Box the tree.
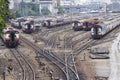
[0,17,5,33]
[15,10,22,18]
[57,6,65,14]
[0,0,11,20]
[0,0,11,33]
[41,8,51,15]
[19,2,39,16]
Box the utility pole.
[70,0,74,22]
[3,71,5,80]
[103,3,107,15]
[21,0,25,16]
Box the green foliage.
[57,6,65,14]
[0,0,11,33]
[0,0,11,20]
[18,2,39,17]
[112,11,120,13]
[26,3,38,16]
[0,16,5,33]
[41,8,51,15]
[15,10,22,17]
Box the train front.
[91,24,103,39]
[82,19,91,31]
[3,28,19,48]
[73,21,83,31]
[23,22,34,34]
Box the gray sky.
[79,0,111,4]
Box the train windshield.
[83,22,90,27]
[9,32,16,41]
[48,21,51,26]
[74,22,78,27]
[28,24,31,29]
[92,26,102,35]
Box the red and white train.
[1,26,19,48]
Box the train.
[91,17,120,39]
[22,21,35,34]
[73,19,92,31]
[45,19,73,28]
[72,20,83,31]
[1,25,19,48]
[10,18,26,29]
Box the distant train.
[91,17,120,39]
[73,19,92,31]
[11,20,22,29]
[22,21,34,34]
[1,26,19,48]
[45,19,73,28]
[10,18,26,29]
[72,21,83,31]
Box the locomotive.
[1,25,19,48]
[10,18,26,29]
[22,21,34,34]
[91,17,120,39]
[73,19,92,31]
[82,19,92,31]
[45,19,73,28]
[72,21,83,31]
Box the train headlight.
[72,23,74,26]
[25,25,27,28]
[78,23,81,26]
[15,38,19,41]
[83,26,86,28]
[5,38,10,40]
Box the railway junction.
[0,13,120,80]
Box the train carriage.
[73,21,83,31]
[91,17,120,39]
[22,21,35,34]
[1,26,19,48]
[72,19,92,31]
[82,19,92,31]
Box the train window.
[9,32,16,41]
[9,33,16,37]
[5,31,10,34]
[28,24,31,29]
[91,28,94,32]
[83,22,90,26]
[74,23,78,26]
[15,31,19,34]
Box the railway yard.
[0,13,120,80]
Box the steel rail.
[10,49,36,80]
[20,36,80,80]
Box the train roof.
[84,19,89,22]
[5,25,13,29]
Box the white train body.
[22,21,35,34]
[91,16,120,39]
[2,27,19,47]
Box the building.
[39,0,57,14]
[111,0,120,3]
[11,0,39,3]
[9,0,14,9]
[60,0,76,6]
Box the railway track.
[18,13,120,80]
[10,48,35,80]
[38,25,72,45]
[64,32,80,80]
[93,26,120,46]
[45,28,73,48]
[20,36,80,80]
[72,14,120,54]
